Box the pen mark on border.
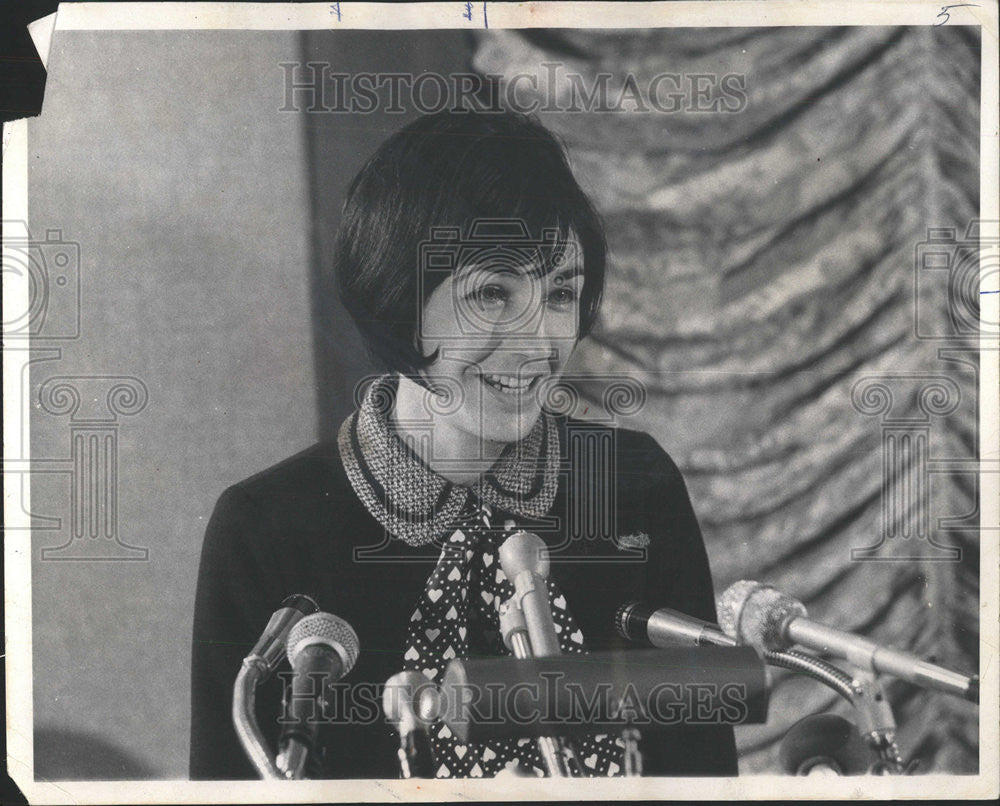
[934,4,978,26]
[464,2,488,28]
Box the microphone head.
[286,612,360,674]
[779,713,873,775]
[249,593,322,673]
[499,531,549,579]
[383,671,440,728]
[717,580,807,651]
[280,593,320,616]
[615,601,651,643]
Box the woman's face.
[416,235,584,447]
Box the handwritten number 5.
[936,4,978,26]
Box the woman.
[190,109,737,779]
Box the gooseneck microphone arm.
[616,601,859,700]
[615,600,904,772]
[233,660,283,779]
[716,580,979,703]
[763,649,858,703]
[716,582,950,775]
[231,594,319,780]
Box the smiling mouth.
[479,372,541,396]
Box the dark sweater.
[189,418,738,778]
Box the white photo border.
[3,2,998,802]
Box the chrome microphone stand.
[765,649,905,774]
[620,727,643,777]
[231,594,319,779]
[498,599,580,777]
[232,658,283,779]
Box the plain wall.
[28,30,317,778]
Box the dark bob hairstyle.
[333,109,607,378]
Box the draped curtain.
[470,27,981,773]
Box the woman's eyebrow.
[550,264,584,280]
[456,263,583,280]
[458,259,584,281]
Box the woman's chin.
[480,411,540,445]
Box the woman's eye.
[470,284,508,309]
[547,287,577,307]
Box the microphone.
[231,594,320,779]
[499,531,560,657]
[499,531,581,777]
[616,602,737,648]
[717,580,979,703]
[245,594,320,677]
[778,713,874,776]
[383,671,440,779]
[498,593,579,777]
[276,612,360,779]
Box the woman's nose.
[500,313,575,359]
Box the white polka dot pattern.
[401,503,624,778]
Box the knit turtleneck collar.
[337,375,560,546]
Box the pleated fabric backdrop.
[469,27,981,773]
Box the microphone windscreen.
[383,671,440,726]
[286,612,360,673]
[716,580,757,639]
[717,580,807,651]
[498,531,549,579]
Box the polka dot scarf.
[402,502,625,778]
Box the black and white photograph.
[2,1,998,802]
